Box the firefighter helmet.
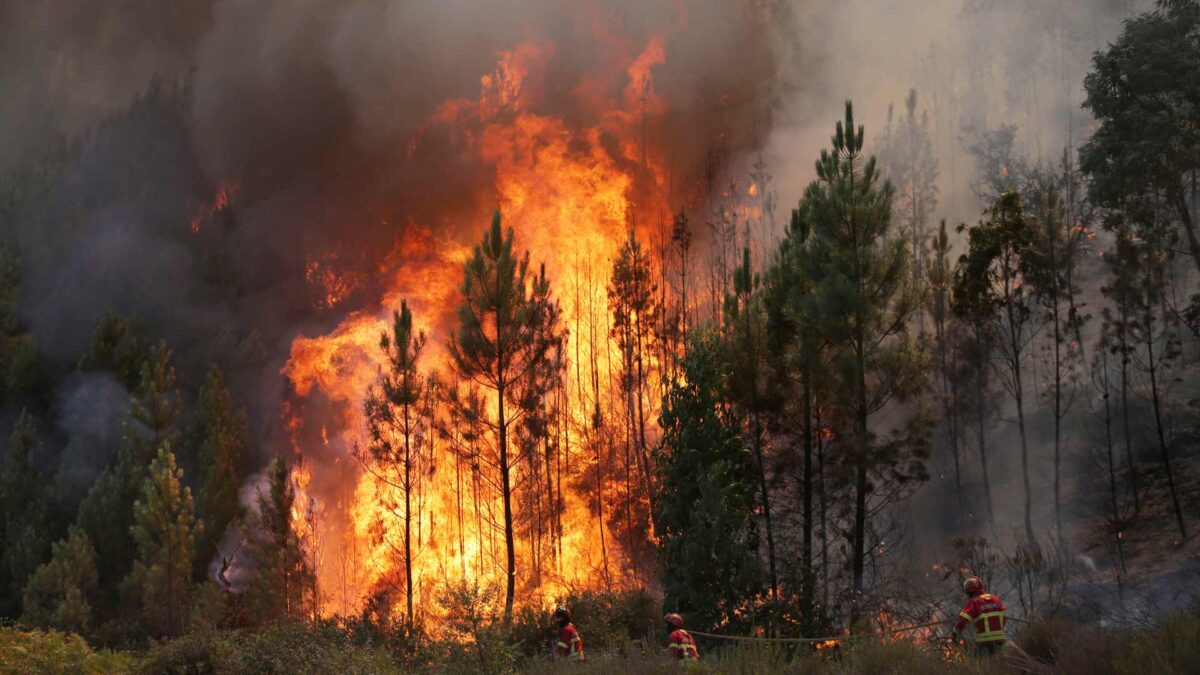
[963,576,984,595]
[554,605,571,622]
[665,613,685,629]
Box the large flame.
[282,36,673,621]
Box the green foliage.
[77,341,184,616]
[194,366,248,580]
[129,342,182,466]
[22,526,100,635]
[137,623,401,675]
[511,588,658,657]
[80,313,146,390]
[122,444,202,638]
[1081,0,1200,270]
[430,580,520,674]
[794,101,929,609]
[0,246,51,410]
[75,459,140,614]
[0,626,136,674]
[245,455,315,623]
[656,328,762,631]
[0,410,52,617]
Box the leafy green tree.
[795,102,928,620]
[448,211,565,625]
[954,191,1043,548]
[246,455,314,622]
[121,444,202,638]
[363,300,430,631]
[194,366,248,580]
[0,410,51,617]
[656,329,761,631]
[1081,0,1200,273]
[21,526,99,634]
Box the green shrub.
[0,626,136,674]
[511,588,659,658]
[137,623,400,674]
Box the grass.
[3,610,1199,674]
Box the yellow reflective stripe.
[570,636,582,644]
[670,644,686,649]
[959,611,972,621]
[973,611,1005,641]
[556,642,569,648]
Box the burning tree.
[449,211,565,625]
[362,300,432,632]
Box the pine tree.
[22,526,99,635]
[764,207,825,626]
[363,300,430,631]
[954,191,1044,549]
[0,410,51,618]
[195,366,248,580]
[77,341,182,611]
[879,88,940,329]
[129,342,182,465]
[79,313,144,389]
[448,211,564,625]
[607,229,659,527]
[655,328,762,631]
[722,246,779,602]
[122,443,202,637]
[795,102,929,621]
[928,221,965,509]
[247,455,314,622]
[1029,184,1088,550]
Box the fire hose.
[686,615,1031,646]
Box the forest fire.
[282,36,673,621]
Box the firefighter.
[553,606,586,663]
[952,576,1006,655]
[664,613,699,661]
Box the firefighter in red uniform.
[664,613,699,661]
[952,576,1006,655]
[553,606,586,663]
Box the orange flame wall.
[282,36,673,620]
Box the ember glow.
[282,36,673,621]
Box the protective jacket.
[954,592,1006,644]
[555,623,585,662]
[668,628,699,660]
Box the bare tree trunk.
[1143,287,1186,540]
[975,326,996,530]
